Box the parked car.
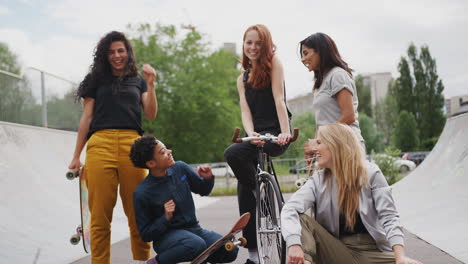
[371,154,416,173]
[210,163,235,177]
[289,161,310,174]
[401,151,430,166]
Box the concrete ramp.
[393,113,468,262]
[0,121,217,263]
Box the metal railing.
[192,158,308,192]
[0,68,81,130]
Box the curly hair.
[129,135,159,169]
[76,31,138,99]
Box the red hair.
[241,24,276,90]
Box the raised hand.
[197,165,213,180]
[142,64,157,84]
[304,139,317,165]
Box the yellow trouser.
[85,129,151,264]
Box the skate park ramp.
[0,121,217,264]
[393,113,468,262]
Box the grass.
[210,184,299,197]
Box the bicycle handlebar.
[231,128,299,143]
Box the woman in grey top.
[281,123,421,264]
[299,33,365,154]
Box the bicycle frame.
[255,146,284,204]
[231,128,299,264]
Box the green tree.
[373,83,399,146]
[358,112,383,153]
[0,42,21,74]
[0,41,38,124]
[47,89,81,130]
[129,23,240,163]
[372,147,401,185]
[281,112,316,158]
[393,110,419,151]
[355,74,372,117]
[393,43,446,149]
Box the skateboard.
[67,166,91,253]
[295,177,307,188]
[191,212,250,264]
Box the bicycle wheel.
[256,172,286,264]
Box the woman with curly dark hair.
[68,31,157,264]
[224,24,292,264]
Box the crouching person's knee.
[184,236,207,259]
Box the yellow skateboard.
[67,166,91,253]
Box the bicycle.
[231,128,299,264]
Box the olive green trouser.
[299,214,395,264]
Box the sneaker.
[244,259,257,264]
[133,261,146,264]
[146,258,157,264]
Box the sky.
[1,0,467,99]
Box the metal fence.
[195,158,310,192]
[0,68,81,130]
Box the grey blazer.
[281,162,404,252]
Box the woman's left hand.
[396,256,423,264]
[277,132,291,146]
[142,64,157,84]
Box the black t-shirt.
[84,75,147,138]
[339,212,369,236]
[243,71,292,133]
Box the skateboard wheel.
[225,241,235,251]
[238,237,247,247]
[66,169,79,180]
[295,178,306,188]
[70,234,81,245]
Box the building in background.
[287,92,313,116]
[362,72,393,106]
[222,42,236,54]
[287,72,394,116]
[446,94,468,116]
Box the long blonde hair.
[318,123,368,231]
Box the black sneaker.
[244,259,257,264]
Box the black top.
[243,71,292,133]
[83,76,147,138]
[133,161,214,242]
[339,212,369,236]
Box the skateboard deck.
[191,212,251,264]
[67,166,91,253]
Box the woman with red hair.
[224,24,292,264]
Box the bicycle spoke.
[256,176,284,264]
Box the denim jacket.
[133,161,214,242]
[281,162,404,252]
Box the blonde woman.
[281,123,421,264]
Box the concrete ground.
[71,195,464,264]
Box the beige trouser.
[299,214,395,264]
[86,129,151,264]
